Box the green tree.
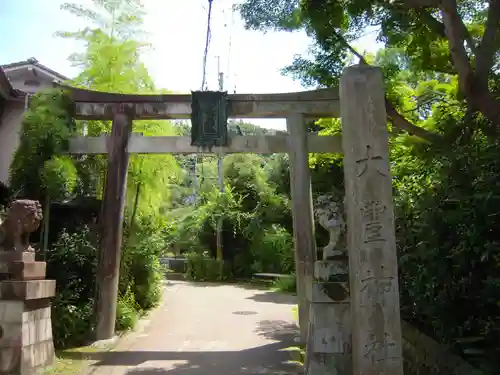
[44,0,181,340]
[238,0,500,139]
[127,121,182,229]
[228,120,270,136]
[58,0,181,214]
[58,0,147,42]
[9,89,74,200]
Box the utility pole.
[192,154,198,203]
[216,56,224,263]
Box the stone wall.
[402,321,483,375]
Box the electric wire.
[196,0,216,195]
[227,3,235,93]
[200,0,214,91]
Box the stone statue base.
[306,257,352,375]
[0,251,46,281]
[323,248,347,261]
[0,251,56,375]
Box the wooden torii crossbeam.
[66,85,340,119]
[69,133,342,154]
[65,86,343,155]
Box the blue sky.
[0,0,381,129]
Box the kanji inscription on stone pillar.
[340,64,404,375]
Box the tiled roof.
[2,57,69,82]
[0,67,24,99]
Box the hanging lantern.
[190,91,229,151]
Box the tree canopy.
[238,0,500,140]
[57,0,180,219]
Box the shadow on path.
[87,342,299,375]
[245,291,297,305]
[61,320,301,375]
[166,280,297,305]
[174,280,271,291]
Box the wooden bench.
[252,273,294,281]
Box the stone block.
[27,319,52,345]
[34,340,54,368]
[0,304,55,374]
[0,346,21,374]
[314,260,349,282]
[0,277,55,374]
[0,280,55,301]
[23,306,50,324]
[0,301,24,324]
[307,352,352,375]
[0,252,35,265]
[306,281,350,303]
[22,340,54,369]
[0,252,36,275]
[9,262,46,281]
[0,322,23,348]
[311,303,351,354]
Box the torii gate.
[67,65,404,375]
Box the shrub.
[129,251,163,310]
[185,251,230,281]
[46,227,97,348]
[120,214,166,311]
[51,293,94,349]
[250,224,294,274]
[272,275,297,293]
[48,223,161,347]
[46,227,97,308]
[115,286,140,332]
[394,122,500,345]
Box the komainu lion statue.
[314,193,346,259]
[0,200,43,253]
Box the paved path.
[88,281,301,375]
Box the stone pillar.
[340,64,404,374]
[287,113,316,343]
[0,251,56,375]
[306,196,351,374]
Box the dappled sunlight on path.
[85,281,301,375]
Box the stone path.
[87,281,301,375]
